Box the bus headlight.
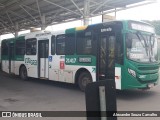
[128,68,136,78]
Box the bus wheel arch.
[19,64,28,80]
[75,68,92,91]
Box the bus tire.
[20,66,28,80]
[78,72,92,92]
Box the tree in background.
[143,20,160,35]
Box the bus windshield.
[126,32,158,63]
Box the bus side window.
[116,33,123,65]
[1,41,8,55]
[51,35,55,55]
[15,40,25,55]
[26,38,37,55]
[65,33,75,55]
[84,37,92,54]
[77,31,93,55]
[56,34,65,55]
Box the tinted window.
[15,40,25,55]
[56,35,65,55]
[115,33,123,64]
[26,38,37,55]
[77,31,93,55]
[1,41,8,55]
[39,40,49,58]
[51,35,55,55]
[65,33,75,55]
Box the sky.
[116,0,160,20]
[0,0,160,41]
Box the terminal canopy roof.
[0,0,155,35]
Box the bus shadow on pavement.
[116,89,157,100]
[0,71,80,92]
[1,71,158,95]
[27,77,80,91]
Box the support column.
[115,8,117,18]
[41,14,46,30]
[83,0,90,25]
[15,22,18,37]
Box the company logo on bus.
[25,58,37,65]
[101,28,112,32]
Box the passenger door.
[99,33,116,80]
[38,40,49,78]
[9,43,15,73]
[25,38,38,78]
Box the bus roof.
[65,20,154,34]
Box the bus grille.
[138,78,157,84]
[138,66,159,71]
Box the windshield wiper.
[136,31,149,56]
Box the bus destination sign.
[130,22,154,33]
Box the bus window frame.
[1,41,9,56]
[65,33,75,55]
[26,38,37,55]
[56,34,65,55]
[76,30,95,55]
[51,35,56,55]
[115,32,124,65]
[15,39,25,56]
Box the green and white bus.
[157,36,160,61]
[1,20,159,91]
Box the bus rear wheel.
[20,66,28,80]
[78,72,92,92]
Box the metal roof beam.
[0,0,153,35]
[8,10,38,25]
[19,5,41,25]
[70,0,84,15]
[0,19,15,36]
[21,4,39,13]
[0,3,4,6]
[91,0,111,14]
[92,0,156,17]
[36,0,42,23]
[0,22,10,34]
[90,0,115,9]
[0,19,13,29]
[6,12,15,31]
[0,15,9,21]
[43,0,82,16]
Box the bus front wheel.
[20,66,28,80]
[78,72,92,91]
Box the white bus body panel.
[115,67,121,90]
[24,30,65,79]
[48,56,59,81]
[40,58,49,78]
[2,60,15,74]
[11,61,15,73]
[25,55,38,78]
[49,56,66,82]
[22,30,97,85]
[2,60,9,73]
[14,61,24,75]
[64,70,73,83]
